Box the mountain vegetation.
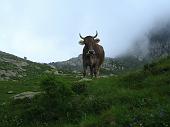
[0,51,170,126]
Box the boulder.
[7,91,14,94]
[53,71,59,75]
[12,91,41,100]
[78,78,92,82]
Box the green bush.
[81,96,110,114]
[144,59,170,75]
[72,82,87,95]
[98,106,130,127]
[40,76,73,98]
[19,76,75,124]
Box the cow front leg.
[97,66,100,76]
[90,66,93,78]
[83,65,87,77]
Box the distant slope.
[49,54,121,74]
[0,51,57,80]
[148,22,170,59]
[50,54,147,74]
[130,21,170,60]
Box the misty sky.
[0,0,170,63]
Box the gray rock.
[0,70,6,75]
[7,91,14,94]
[53,71,59,75]
[6,70,17,77]
[35,66,41,70]
[18,75,23,78]
[18,62,29,67]
[78,78,92,82]
[1,102,6,106]
[49,65,56,69]
[100,75,109,78]
[44,70,51,74]
[12,91,41,100]
[0,70,17,80]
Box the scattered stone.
[109,74,115,76]
[0,70,17,78]
[35,66,41,70]
[18,75,23,78]
[49,65,56,69]
[12,91,41,100]
[44,70,51,74]
[4,77,10,80]
[100,75,109,78]
[76,75,83,78]
[6,70,17,77]
[7,91,14,94]
[53,71,59,75]
[78,78,92,82]
[23,74,27,76]
[18,62,29,67]
[58,71,63,74]
[1,102,6,106]
[72,70,78,74]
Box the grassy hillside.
[0,51,58,80]
[0,56,170,127]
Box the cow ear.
[79,40,85,45]
[95,38,100,43]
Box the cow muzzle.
[87,50,95,55]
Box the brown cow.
[79,31,105,77]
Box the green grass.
[0,57,170,127]
[0,81,40,103]
[0,74,80,102]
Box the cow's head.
[79,31,100,55]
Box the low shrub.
[14,76,75,124]
[72,82,87,95]
[81,96,110,114]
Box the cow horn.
[93,31,98,38]
[79,33,85,39]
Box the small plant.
[72,82,87,94]
[82,96,110,114]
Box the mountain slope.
[131,21,170,60]
[0,56,170,127]
[148,22,170,59]
[0,51,57,80]
[50,54,147,74]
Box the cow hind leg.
[94,66,99,78]
[97,66,101,76]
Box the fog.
[0,0,170,62]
